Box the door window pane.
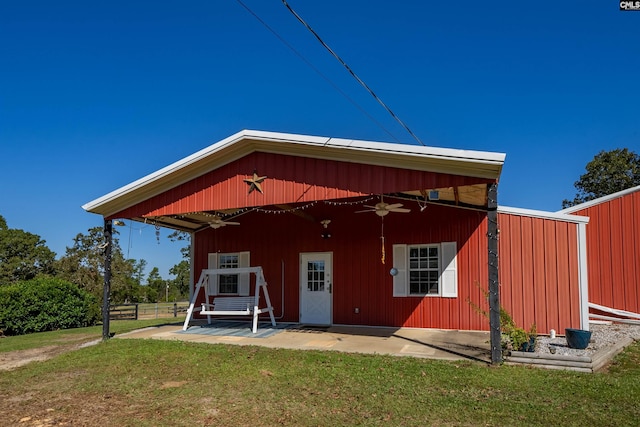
[307,261,325,292]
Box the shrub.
[0,277,100,336]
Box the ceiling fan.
[208,215,240,229]
[356,196,411,217]
[356,196,410,264]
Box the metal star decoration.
[243,171,267,194]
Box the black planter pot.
[565,328,592,349]
[519,336,536,352]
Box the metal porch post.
[488,183,501,364]
[102,218,113,341]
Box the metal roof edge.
[557,184,640,214]
[83,129,506,216]
[498,205,590,224]
[245,130,506,164]
[82,129,250,213]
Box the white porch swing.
[182,266,276,333]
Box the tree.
[56,227,146,305]
[170,260,190,299]
[562,148,640,208]
[145,267,165,303]
[167,230,191,300]
[0,215,56,284]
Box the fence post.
[173,302,177,317]
[135,303,139,320]
[155,303,158,319]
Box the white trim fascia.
[558,184,640,214]
[247,130,506,164]
[83,129,506,217]
[498,206,589,224]
[577,222,590,331]
[82,130,250,214]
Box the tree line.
[0,217,189,305]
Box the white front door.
[300,252,332,325]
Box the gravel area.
[534,323,640,357]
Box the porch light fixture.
[321,219,332,239]
[389,267,398,276]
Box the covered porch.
[83,130,505,363]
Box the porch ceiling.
[128,186,491,233]
[83,130,505,229]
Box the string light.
[323,196,375,206]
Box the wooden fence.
[110,303,189,320]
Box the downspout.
[102,218,113,341]
[577,222,590,330]
[487,183,501,364]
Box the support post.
[102,218,113,341]
[487,183,501,364]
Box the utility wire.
[281,0,426,147]
[235,0,400,143]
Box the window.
[409,245,440,295]
[306,261,326,292]
[392,242,458,298]
[207,251,250,296]
[218,254,239,294]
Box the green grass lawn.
[1,326,639,426]
[0,318,183,353]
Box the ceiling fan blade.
[355,208,376,214]
[224,221,241,226]
[389,207,411,213]
[383,203,403,210]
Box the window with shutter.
[392,242,457,298]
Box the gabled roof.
[558,185,640,214]
[83,129,506,218]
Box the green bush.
[0,277,100,336]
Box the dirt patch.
[159,380,188,389]
[0,339,100,371]
[0,346,70,371]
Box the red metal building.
[560,186,640,320]
[84,130,590,334]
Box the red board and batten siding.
[498,212,583,334]
[569,190,640,314]
[190,204,582,333]
[112,152,493,219]
[193,203,491,331]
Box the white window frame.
[408,244,441,296]
[207,251,250,296]
[392,242,457,298]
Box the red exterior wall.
[571,191,640,314]
[109,147,585,333]
[112,152,493,219]
[498,213,582,334]
[193,203,493,331]
[190,208,582,333]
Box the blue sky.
[1,1,639,278]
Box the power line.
[235,0,400,143]
[281,0,426,147]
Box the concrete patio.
[117,321,492,363]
